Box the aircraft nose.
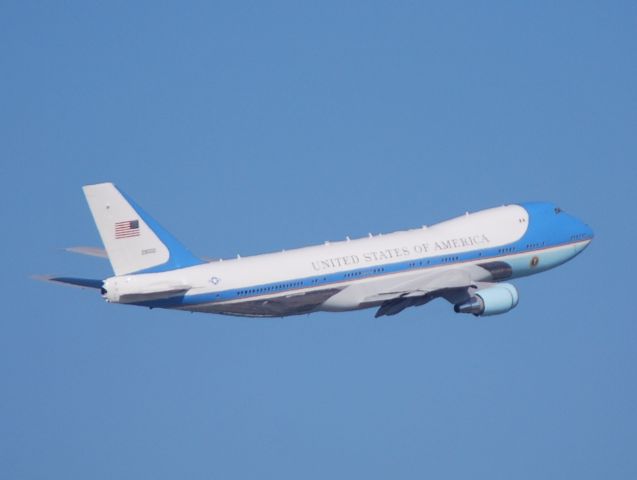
[567,211,594,241]
[581,224,594,251]
[571,215,594,253]
[577,215,594,241]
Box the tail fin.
[82,183,203,275]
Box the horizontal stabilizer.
[65,246,108,258]
[33,275,103,290]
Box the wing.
[367,262,511,317]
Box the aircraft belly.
[181,288,343,317]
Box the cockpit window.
[554,207,562,214]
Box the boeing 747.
[38,183,593,318]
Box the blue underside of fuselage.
[133,202,593,311]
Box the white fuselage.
[102,203,592,317]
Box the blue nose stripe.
[517,202,594,246]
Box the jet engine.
[454,283,519,316]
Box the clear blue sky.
[2,1,636,478]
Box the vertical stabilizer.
[82,183,202,275]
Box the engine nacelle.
[454,283,519,316]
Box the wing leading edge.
[366,264,507,317]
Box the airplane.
[37,182,593,318]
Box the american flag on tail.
[115,220,140,239]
